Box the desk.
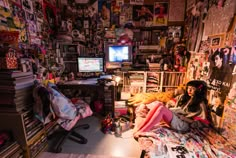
[57,81,115,116]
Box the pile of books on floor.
[0,70,34,112]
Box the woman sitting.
[133,80,210,137]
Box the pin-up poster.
[153,2,168,26]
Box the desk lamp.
[113,76,121,101]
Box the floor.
[44,114,141,158]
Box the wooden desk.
[57,82,115,116]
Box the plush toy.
[128,84,185,106]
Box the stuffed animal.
[128,84,185,106]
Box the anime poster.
[153,2,168,26]
[98,0,111,28]
[132,5,153,27]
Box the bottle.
[115,119,122,137]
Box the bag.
[101,113,114,134]
[48,83,77,120]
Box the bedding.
[134,104,236,158]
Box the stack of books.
[0,70,34,112]
[0,141,23,158]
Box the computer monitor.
[105,45,132,69]
[77,57,103,73]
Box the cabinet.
[117,71,186,94]
[57,83,115,116]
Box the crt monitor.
[107,45,132,62]
[77,57,103,73]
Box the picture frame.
[209,34,225,48]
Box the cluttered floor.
[39,114,141,158]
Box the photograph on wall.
[98,0,111,28]
[153,2,168,26]
[132,5,153,27]
[209,34,225,48]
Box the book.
[0,81,34,90]
[0,78,34,86]
[0,94,33,106]
[0,70,33,78]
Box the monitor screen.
[77,57,103,72]
[108,45,130,62]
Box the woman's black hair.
[177,80,208,112]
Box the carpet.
[39,152,136,158]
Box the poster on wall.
[186,52,209,82]
[98,0,111,28]
[153,2,168,26]
[132,5,153,27]
[206,47,235,130]
[120,4,132,23]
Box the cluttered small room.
[0,0,236,158]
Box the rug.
[39,152,136,158]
